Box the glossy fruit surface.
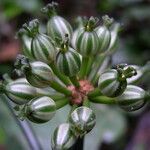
[69,106,96,136]
[24,61,54,88]
[75,28,99,56]
[56,47,81,77]
[51,123,76,150]
[25,96,56,123]
[5,79,36,105]
[116,85,146,112]
[98,69,127,97]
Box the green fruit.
[95,15,113,53]
[74,17,99,56]
[69,106,96,136]
[31,33,56,64]
[116,85,146,112]
[17,28,33,60]
[106,23,120,55]
[56,47,81,77]
[41,3,73,41]
[25,96,56,123]
[98,69,127,97]
[24,61,54,88]
[51,123,77,150]
[98,65,137,97]
[22,19,56,64]
[4,78,36,105]
[95,25,111,53]
[71,16,86,49]
[75,28,99,56]
[71,28,81,50]
[47,16,73,41]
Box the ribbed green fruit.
[22,19,56,64]
[106,23,120,55]
[51,123,77,150]
[41,2,73,41]
[4,78,36,105]
[75,28,99,56]
[14,77,56,97]
[23,61,54,88]
[116,85,146,112]
[31,33,56,64]
[69,106,96,136]
[56,47,81,77]
[25,96,56,123]
[47,16,73,41]
[17,29,33,60]
[71,17,86,49]
[95,15,114,53]
[71,28,81,49]
[22,36,32,59]
[95,25,111,53]
[98,69,127,97]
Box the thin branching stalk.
[2,95,43,150]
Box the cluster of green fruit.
[0,2,149,150]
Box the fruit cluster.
[0,2,149,150]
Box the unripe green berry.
[51,123,77,150]
[116,85,146,112]
[69,106,96,136]
[25,96,56,123]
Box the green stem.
[79,56,91,79]
[55,98,69,110]
[92,74,100,86]
[69,76,80,87]
[89,96,116,104]
[48,95,66,101]
[88,88,102,98]
[89,54,106,83]
[83,97,90,107]
[50,81,72,96]
[86,56,94,76]
[50,62,71,86]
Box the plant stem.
[69,76,80,87]
[83,97,90,107]
[50,81,72,96]
[70,137,84,150]
[88,88,102,98]
[89,96,116,104]
[79,56,91,79]
[89,54,106,83]
[2,95,42,150]
[50,62,71,86]
[55,97,69,109]
[86,56,94,76]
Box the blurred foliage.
[0,0,43,19]
[98,0,150,64]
